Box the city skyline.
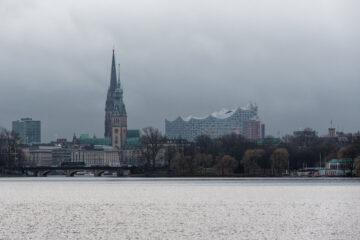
[1,2,360,240]
[1,0,359,142]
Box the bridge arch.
[38,170,66,177]
[94,170,106,177]
[39,170,51,177]
[68,170,84,177]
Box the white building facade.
[165,104,261,141]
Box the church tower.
[105,50,127,148]
[105,49,118,138]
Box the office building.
[12,118,41,144]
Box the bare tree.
[165,138,188,169]
[140,127,167,169]
[337,145,360,176]
[194,135,212,153]
[215,155,237,176]
[0,128,24,173]
[354,156,360,177]
[170,153,187,175]
[194,153,213,176]
[241,149,265,175]
[270,148,289,176]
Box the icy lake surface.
[0,178,359,239]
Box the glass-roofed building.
[165,103,261,141]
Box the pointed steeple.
[110,49,117,91]
[117,64,122,90]
[114,63,125,114]
[105,48,127,138]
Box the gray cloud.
[1,0,359,141]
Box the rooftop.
[173,103,258,122]
[328,158,353,163]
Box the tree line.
[0,128,25,174]
[1,125,360,177]
[140,127,360,176]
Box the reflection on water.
[0,178,359,239]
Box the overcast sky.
[0,0,359,142]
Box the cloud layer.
[1,0,359,141]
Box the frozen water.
[0,178,359,239]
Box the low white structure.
[296,160,355,177]
[29,145,61,166]
[71,145,121,167]
[326,158,354,176]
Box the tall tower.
[105,49,118,138]
[105,50,127,149]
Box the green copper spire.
[116,64,122,91]
[114,63,126,114]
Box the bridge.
[22,166,141,177]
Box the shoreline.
[1,174,358,178]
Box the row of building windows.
[166,107,260,141]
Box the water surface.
[0,178,359,239]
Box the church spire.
[110,49,117,91]
[114,63,125,114]
[117,64,121,89]
[105,49,127,139]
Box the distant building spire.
[105,49,127,138]
[110,49,117,91]
[114,63,125,114]
[117,64,121,89]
